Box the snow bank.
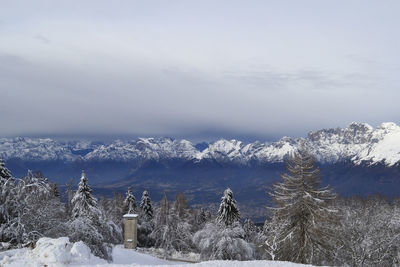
[0,237,315,267]
[0,237,106,267]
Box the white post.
[123,214,138,249]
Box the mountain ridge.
[1,122,400,166]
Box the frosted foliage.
[269,145,337,265]
[68,217,106,259]
[71,171,100,219]
[217,188,240,226]
[140,190,153,220]
[0,170,68,244]
[0,159,11,180]
[123,187,136,214]
[243,219,257,243]
[0,161,15,242]
[193,222,254,260]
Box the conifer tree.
[69,171,120,260]
[123,186,136,214]
[140,190,153,220]
[137,190,154,247]
[269,144,337,264]
[217,188,240,226]
[71,170,100,219]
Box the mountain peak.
[2,122,400,166]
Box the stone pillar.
[123,214,138,249]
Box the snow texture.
[0,238,315,267]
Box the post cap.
[123,214,139,218]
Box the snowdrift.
[0,237,106,267]
[0,237,314,267]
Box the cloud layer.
[1,0,399,140]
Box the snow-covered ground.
[0,237,313,267]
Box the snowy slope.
[1,122,400,166]
[0,237,315,267]
[354,122,400,166]
[84,138,198,162]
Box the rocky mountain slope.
[1,122,400,166]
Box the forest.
[1,146,400,266]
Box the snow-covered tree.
[150,192,195,255]
[217,188,240,226]
[68,171,121,260]
[243,218,257,243]
[137,190,154,247]
[268,144,338,265]
[151,192,170,249]
[140,190,153,220]
[110,193,124,226]
[3,170,67,245]
[173,192,188,218]
[193,221,254,260]
[194,189,253,260]
[335,195,400,266]
[0,160,16,242]
[197,208,207,227]
[123,187,136,214]
[0,159,11,181]
[71,171,101,220]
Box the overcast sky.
[0,0,399,141]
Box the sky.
[0,0,399,142]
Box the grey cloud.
[0,1,399,140]
[34,34,51,44]
[223,69,379,94]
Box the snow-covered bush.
[193,222,254,260]
[1,170,68,245]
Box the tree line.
[1,145,400,265]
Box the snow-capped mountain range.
[1,122,400,166]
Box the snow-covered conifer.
[217,188,240,226]
[140,190,153,220]
[269,144,337,264]
[71,170,100,219]
[123,187,136,214]
[69,171,121,260]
